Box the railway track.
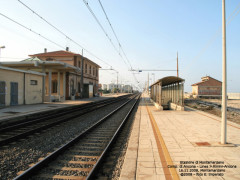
[91,96,139,179]
[0,94,131,146]
[0,94,136,179]
[14,93,140,180]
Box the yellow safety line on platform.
[145,100,180,180]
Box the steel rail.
[0,94,132,146]
[0,94,131,132]
[86,93,141,179]
[14,93,139,180]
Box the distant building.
[102,84,107,90]
[227,93,240,100]
[191,76,222,98]
[122,85,133,93]
[101,83,132,93]
[108,83,115,92]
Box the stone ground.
[120,94,240,180]
[185,99,240,125]
[203,99,240,109]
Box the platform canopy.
[150,76,185,107]
[0,59,80,73]
[151,76,184,87]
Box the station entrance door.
[83,84,89,98]
[10,82,18,105]
[0,81,6,106]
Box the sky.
[0,0,239,92]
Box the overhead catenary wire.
[82,0,127,65]
[185,2,240,71]
[82,0,129,68]
[97,0,121,48]
[17,0,115,69]
[97,0,134,70]
[16,0,138,88]
[97,0,140,87]
[95,0,140,86]
[226,3,240,25]
[0,12,65,49]
[18,0,71,41]
[17,0,133,88]
[0,12,121,84]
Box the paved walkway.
[120,93,240,180]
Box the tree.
[103,89,110,94]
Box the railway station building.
[191,76,222,98]
[0,66,45,106]
[150,76,185,110]
[0,49,101,103]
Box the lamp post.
[0,46,5,58]
[221,0,227,144]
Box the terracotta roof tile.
[191,81,204,86]
[192,76,222,86]
[29,50,101,68]
[29,50,80,57]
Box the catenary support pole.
[48,69,52,102]
[81,49,84,98]
[63,72,66,101]
[177,52,179,77]
[117,72,118,94]
[148,73,149,94]
[221,0,227,144]
[57,72,61,101]
[42,66,46,103]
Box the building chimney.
[44,48,47,53]
[66,47,69,51]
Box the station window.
[46,58,53,61]
[78,82,81,93]
[85,64,87,73]
[78,61,81,68]
[90,66,91,74]
[93,67,95,76]
[30,80,38,85]
[96,68,98,77]
[52,80,58,93]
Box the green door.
[10,82,18,105]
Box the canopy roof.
[0,65,45,76]
[150,76,184,87]
[21,57,42,62]
[0,61,80,73]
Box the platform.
[120,93,240,180]
[0,93,127,124]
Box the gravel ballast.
[0,97,133,180]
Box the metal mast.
[221,0,227,144]
[177,52,179,77]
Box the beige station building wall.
[34,55,99,98]
[25,73,43,104]
[192,86,198,95]
[0,67,44,106]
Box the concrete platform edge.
[119,99,141,180]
